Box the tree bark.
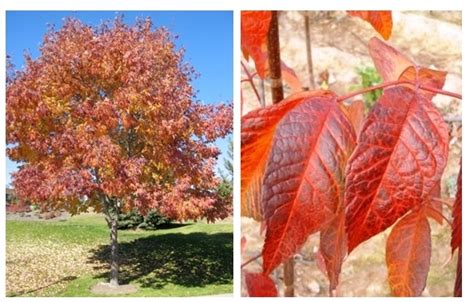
[109,214,120,287]
[103,196,120,287]
[267,11,284,104]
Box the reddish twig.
[241,61,261,104]
[241,253,262,269]
[419,84,462,99]
[337,80,462,103]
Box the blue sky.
[6,11,233,187]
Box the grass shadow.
[152,223,191,230]
[87,232,232,289]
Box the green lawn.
[6,213,233,297]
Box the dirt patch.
[90,282,138,295]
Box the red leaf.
[452,163,462,296]
[451,164,461,252]
[245,272,277,297]
[368,38,447,100]
[368,37,413,82]
[341,100,365,139]
[320,208,347,291]
[261,92,356,274]
[347,11,393,40]
[281,60,303,92]
[399,66,447,100]
[423,181,444,225]
[241,11,302,93]
[241,92,315,220]
[386,210,431,296]
[241,11,272,78]
[344,87,449,252]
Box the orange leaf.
[347,11,393,40]
[386,210,431,297]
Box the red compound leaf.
[344,86,449,252]
[386,210,431,296]
[261,91,356,274]
[245,272,277,297]
[347,11,393,40]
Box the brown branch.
[304,12,315,89]
[241,253,262,269]
[268,11,284,104]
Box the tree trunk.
[103,196,120,287]
[109,214,120,287]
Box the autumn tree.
[6,17,232,287]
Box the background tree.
[6,17,232,287]
[216,137,233,213]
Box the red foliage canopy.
[7,17,232,221]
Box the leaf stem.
[241,253,262,269]
[241,61,261,104]
[337,80,462,102]
[419,85,462,100]
[337,80,412,102]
